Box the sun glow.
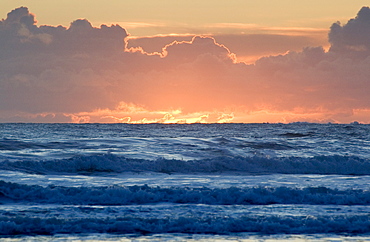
[57,102,370,124]
[63,102,235,124]
[4,103,370,124]
[2,6,370,124]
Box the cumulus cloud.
[252,6,370,117]
[0,6,128,58]
[329,6,370,53]
[2,6,370,123]
[0,7,129,114]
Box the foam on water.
[1,180,370,206]
[1,123,370,238]
[0,170,368,190]
[1,203,370,235]
[3,234,370,242]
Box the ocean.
[1,123,370,241]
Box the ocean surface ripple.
[1,123,370,239]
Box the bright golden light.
[56,102,370,124]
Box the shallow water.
[3,234,370,241]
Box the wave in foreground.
[1,212,370,235]
[1,154,370,175]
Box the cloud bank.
[1,6,370,123]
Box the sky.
[1,1,370,123]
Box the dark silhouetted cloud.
[329,6,370,54]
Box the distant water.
[1,123,370,241]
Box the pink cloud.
[2,6,370,123]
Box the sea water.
[0,123,370,241]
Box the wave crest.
[1,180,369,205]
[1,154,370,175]
[1,214,370,235]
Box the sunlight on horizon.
[1,3,370,123]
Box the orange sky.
[1,1,368,34]
[1,3,370,123]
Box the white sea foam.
[0,204,370,235]
[1,123,370,237]
[0,180,369,205]
[3,234,370,242]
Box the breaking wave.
[1,154,370,175]
[1,214,370,235]
[1,180,370,235]
[1,180,369,205]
